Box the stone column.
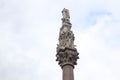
[63,65,74,80]
[56,8,79,80]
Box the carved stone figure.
[62,8,70,19]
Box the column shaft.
[62,65,74,80]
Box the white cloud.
[75,12,120,80]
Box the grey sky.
[0,0,120,80]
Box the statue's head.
[62,8,69,14]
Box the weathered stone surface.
[56,8,79,68]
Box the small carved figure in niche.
[64,31,74,48]
[59,30,75,48]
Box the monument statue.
[56,8,79,68]
[56,8,79,80]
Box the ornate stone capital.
[56,47,79,68]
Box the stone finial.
[62,8,70,19]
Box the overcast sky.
[0,0,120,80]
